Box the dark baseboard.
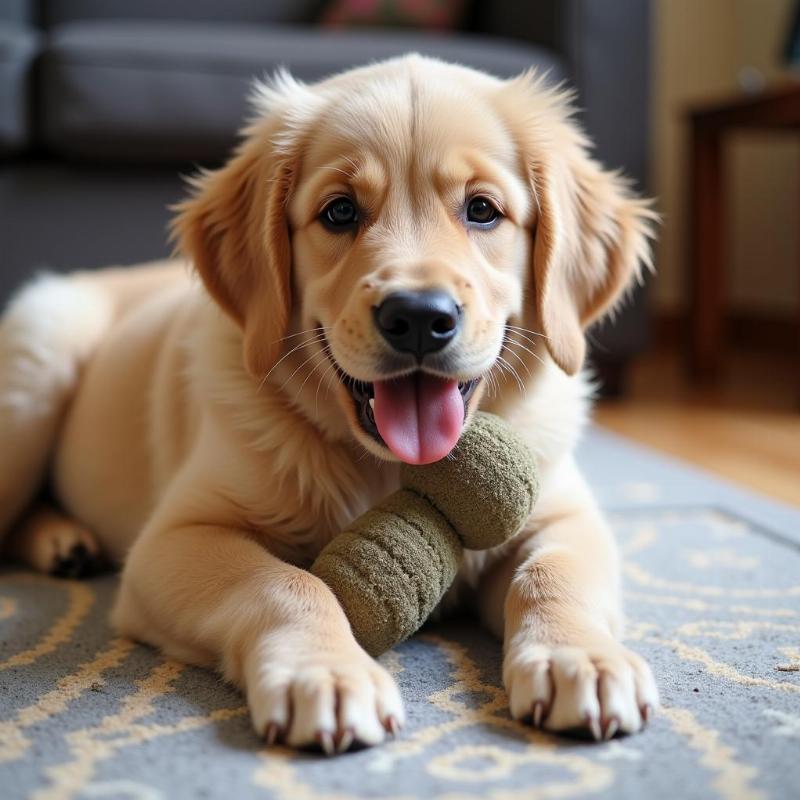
[656,310,798,354]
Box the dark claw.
[585,713,602,741]
[385,715,401,737]
[603,716,620,740]
[316,731,335,756]
[337,728,355,753]
[50,544,105,579]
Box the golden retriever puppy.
[0,55,658,751]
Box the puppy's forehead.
[306,74,517,174]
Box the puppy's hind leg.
[0,274,113,542]
[3,504,105,578]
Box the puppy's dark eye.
[466,196,500,225]
[322,197,358,229]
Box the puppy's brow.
[317,156,359,181]
[316,157,385,195]
[351,161,386,196]
[434,161,474,190]
[435,151,530,224]
[318,164,353,178]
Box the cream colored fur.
[0,55,658,752]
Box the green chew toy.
[311,412,539,656]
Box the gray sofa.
[0,0,652,391]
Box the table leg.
[687,123,724,381]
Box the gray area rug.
[1,428,799,800]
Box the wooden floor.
[593,346,800,507]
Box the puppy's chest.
[242,447,401,567]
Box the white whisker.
[279,345,328,392]
[315,359,339,416]
[496,356,525,393]
[484,368,498,398]
[501,336,533,376]
[294,349,332,399]
[272,326,326,345]
[260,332,327,391]
[506,324,550,342]
[503,332,545,368]
[504,332,540,358]
[489,366,504,398]
[321,363,341,408]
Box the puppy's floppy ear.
[172,72,319,379]
[498,73,657,375]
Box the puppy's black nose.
[374,290,461,359]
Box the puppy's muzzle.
[373,290,461,361]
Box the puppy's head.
[174,57,655,464]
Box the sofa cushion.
[319,0,467,30]
[0,24,41,154]
[39,20,565,163]
[0,0,35,25]
[42,0,322,27]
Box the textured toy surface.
[311,413,539,655]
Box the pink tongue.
[373,374,464,465]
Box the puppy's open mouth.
[338,370,480,465]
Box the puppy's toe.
[249,654,404,755]
[50,541,105,578]
[546,647,603,738]
[286,667,338,751]
[504,639,658,741]
[336,668,398,750]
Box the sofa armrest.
[561,0,651,190]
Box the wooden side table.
[687,83,800,380]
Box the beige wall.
[652,0,799,316]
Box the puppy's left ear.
[499,74,657,375]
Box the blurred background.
[0,0,798,504]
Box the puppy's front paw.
[246,642,404,754]
[503,639,658,740]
